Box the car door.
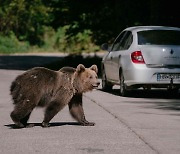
[103,50,113,81]
[110,31,132,82]
[104,31,126,81]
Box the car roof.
[124,26,180,32]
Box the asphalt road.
[0,54,180,154]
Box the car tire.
[119,72,129,96]
[101,67,112,91]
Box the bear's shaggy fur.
[10,64,100,128]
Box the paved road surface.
[0,54,180,154]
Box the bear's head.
[74,64,100,93]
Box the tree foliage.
[49,0,179,44]
[0,0,179,50]
[0,0,52,45]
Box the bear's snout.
[93,81,100,88]
[97,81,100,86]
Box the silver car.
[101,26,180,96]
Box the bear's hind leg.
[42,101,62,127]
[10,111,25,128]
[11,109,33,128]
[20,112,35,128]
[10,102,35,128]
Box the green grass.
[0,33,30,54]
[0,27,100,54]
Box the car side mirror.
[101,43,109,51]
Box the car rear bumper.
[124,64,180,87]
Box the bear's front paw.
[81,121,95,126]
[42,122,50,128]
[87,122,95,126]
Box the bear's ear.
[76,64,85,73]
[90,65,98,73]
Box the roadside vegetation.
[0,26,99,54]
[0,0,179,54]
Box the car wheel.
[101,67,112,91]
[119,72,128,96]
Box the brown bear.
[10,64,100,128]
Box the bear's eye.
[89,75,93,79]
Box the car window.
[120,31,132,50]
[124,33,133,49]
[111,31,126,51]
[138,30,180,45]
[111,31,132,51]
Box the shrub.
[0,32,29,54]
[42,26,99,54]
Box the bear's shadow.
[5,122,81,129]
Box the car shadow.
[5,122,81,129]
[99,88,180,112]
[100,88,180,99]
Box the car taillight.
[131,51,145,64]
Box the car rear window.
[138,30,180,45]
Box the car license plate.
[157,73,180,81]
